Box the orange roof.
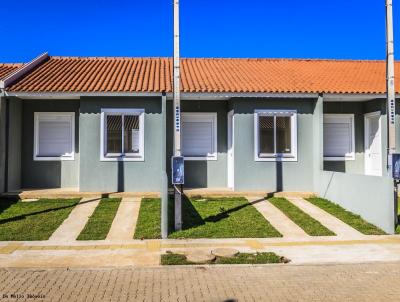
[0,63,22,80]
[6,56,400,94]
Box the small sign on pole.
[392,154,400,180]
[172,156,184,185]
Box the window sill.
[324,156,355,161]
[100,156,144,162]
[34,155,75,161]
[254,156,297,162]
[184,156,218,161]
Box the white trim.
[100,108,145,162]
[364,111,382,176]
[227,110,235,189]
[181,112,218,161]
[254,109,298,162]
[33,112,75,161]
[323,113,355,161]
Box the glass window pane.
[259,116,274,154]
[276,116,292,154]
[124,115,140,154]
[107,115,122,153]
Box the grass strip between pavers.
[307,197,386,235]
[161,252,285,265]
[168,197,282,239]
[133,197,282,239]
[269,197,335,236]
[0,198,80,241]
[77,198,121,240]
[134,198,161,239]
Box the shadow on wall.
[323,161,346,173]
[184,161,208,188]
[118,160,124,192]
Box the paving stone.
[1,263,400,301]
[186,250,216,263]
[212,248,239,258]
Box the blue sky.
[1,0,398,62]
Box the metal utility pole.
[173,0,182,231]
[386,0,396,161]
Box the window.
[254,110,297,161]
[100,109,144,161]
[323,114,355,161]
[34,112,75,161]
[181,113,217,160]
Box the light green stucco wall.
[165,100,228,188]
[323,100,387,175]
[21,100,80,189]
[79,97,163,192]
[231,98,317,192]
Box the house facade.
[0,54,399,233]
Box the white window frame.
[323,114,355,161]
[100,108,145,162]
[254,109,298,162]
[33,112,75,161]
[181,112,218,161]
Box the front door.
[364,111,382,176]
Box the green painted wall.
[231,98,317,192]
[8,99,22,191]
[79,97,162,192]
[0,97,6,193]
[166,100,228,188]
[21,100,80,188]
[323,100,387,175]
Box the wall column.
[0,96,6,193]
[313,94,324,192]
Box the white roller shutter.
[323,115,354,159]
[35,113,75,159]
[181,113,217,159]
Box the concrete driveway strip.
[247,197,309,239]
[49,197,101,242]
[287,197,365,239]
[106,197,141,241]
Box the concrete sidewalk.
[1,235,400,268]
[287,197,365,239]
[49,198,101,242]
[106,197,141,241]
[248,196,309,239]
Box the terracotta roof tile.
[6,57,400,94]
[0,63,23,81]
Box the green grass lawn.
[307,197,386,235]
[168,196,282,238]
[77,198,121,240]
[133,197,282,239]
[0,198,80,241]
[269,197,335,236]
[134,198,161,239]
[161,252,284,265]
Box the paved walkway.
[48,198,101,242]
[248,197,309,239]
[106,197,141,241]
[287,197,365,238]
[1,262,400,301]
[2,236,400,268]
